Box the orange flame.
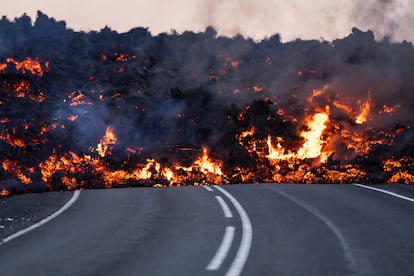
[96,127,117,157]
[355,100,370,124]
[1,188,9,197]
[266,108,330,162]
[67,90,93,106]
[193,147,223,176]
[2,160,32,184]
[0,57,47,76]
[297,110,330,160]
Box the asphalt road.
[1,183,414,276]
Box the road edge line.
[353,184,414,203]
[266,185,357,273]
[0,189,81,245]
[215,186,253,276]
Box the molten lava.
[1,16,413,197]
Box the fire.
[2,21,414,196]
[68,115,78,122]
[237,126,256,141]
[266,108,330,162]
[66,90,93,106]
[36,129,226,189]
[96,127,117,157]
[8,80,31,98]
[114,53,136,62]
[383,158,414,184]
[355,99,371,124]
[387,171,414,184]
[381,104,400,114]
[1,53,410,192]
[0,57,47,77]
[0,131,26,148]
[61,176,77,190]
[2,160,32,184]
[193,147,223,176]
[296,110,330,160]
[333,100,353,115]
[34,125,223,189]
[1,188,9,197]
[252,86,263,93]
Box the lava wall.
[1,12,414,196]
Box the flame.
[383,158,414,184]
[266,136,295,161]
[297,110,330,159]
[253,86,263,93]
[193,147,223,176]
[381,104,400,114]
[266,108,330,162]
[2,160,32,184]
[61,176,78,190]
[333,100,353,115]
[0,131,26,148]
[67,90,93,106]
[387,171,414,184]
[96,127,117,157]
[355,100,370,124]
[0,57,47,76]
[1,188,9,197]
[1,49,413,190]
[68,115,78,122]
[237,126,256,141]
[114,53,136,62]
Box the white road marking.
[203,185,214,192]
[266,186,357,273]
[0,189,81,245]
[206,226,235,271]
[215,196,233,218]
[353,184,414,203]
[215,186,253,276]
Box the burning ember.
[1,12,414,196]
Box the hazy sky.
[2,0,413,42]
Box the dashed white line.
[353,184,414,203]
[215,186,253,276]
[206,226,235,271]
[215,196,233,218]
[0,189,81,246]
[203,185,214,192]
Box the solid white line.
[353,184,414,203]
[0,189,81,245]
[203,185,214,192]
[215,186,253,276]
[215,196,233,218]
[206,226,235,271]
[267,186,356,272]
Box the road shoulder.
[0,191,74,240]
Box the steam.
[352,0,414,41]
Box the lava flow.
[1,12,414,196]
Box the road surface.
[1,183,414,276]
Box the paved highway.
[1,184,414,276]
